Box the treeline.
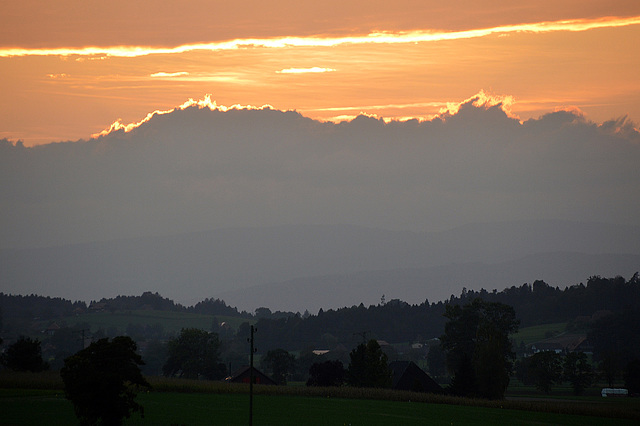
[253,274,640,351]
[1,274,639,351]
[0,291,249,320]
[0,293,87,320]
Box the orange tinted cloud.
[91,95,275,138]
[149,71,189,78]
[2,15,638,58]
[2,1,639,47]
[276,67,336,74]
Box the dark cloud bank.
[1,99,639,310]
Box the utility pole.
[73,328,90,351]
[248,325,256,426]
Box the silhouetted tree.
[448,352,476,397]
[0,336,49,372]
[588,308,640,386]
[163,328,227,380]
[624,359,640,395]
[347,340,392,388]
[527,351,563,394]
[427,344,446,378]
[61,336,150,426]
[563,352,593,395]
[260,348,296,385]
[440,299,518,399]
[307,360,345,387]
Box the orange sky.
[1,1,639,145]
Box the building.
[226,366,277,385]
[389,360,443,393]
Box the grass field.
[1,389,639,426]
[1,373,639,425]
[511,322,569,346]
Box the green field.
[1,388,639,426]
[511,322,568,346]
[1,373,639,426]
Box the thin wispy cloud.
[276,67,336,74]
[46,73,70,79]
[149,71,190,77]
[2,16,638,57]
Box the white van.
[601,388,628,397]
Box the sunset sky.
[1,1,639,146]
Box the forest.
[1,273,639,388]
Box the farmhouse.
[226,366,277,385]
[531,334,591,354]
[389,360,443,393]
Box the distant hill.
[217,252,640,313]
[1,221,639,312]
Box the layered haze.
[3,94,639,248]
[1,96,639,310]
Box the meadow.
[1,372,639,425]
[510,322,569,346]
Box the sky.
[1,1,640,304]
[1,1,639,146]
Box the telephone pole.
[73,328,90,351]
[248,325,256,426]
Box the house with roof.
[389,360,443,393]
[226,366,277,385]
[530,333,591,354]
[44,322,60,336]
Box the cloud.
[1,93,639,249]
[149,71,190,78]
[46,73,70,79]
[276,67,336,74]
[2,15,638,58]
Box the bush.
[61,336,150,425]
[0,336,49,372]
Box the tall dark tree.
[61,336,150,426]
[347,339,392,388]
[588,308,640,386]
[624,359,640,394]
[440,298,519,399]
[307,360,345,387]
[427,344,447,378]
[163,328,227,380]
[527,351,563,394]
[260,348,296,385]
[0,336,49,372]
[563,352,593,395]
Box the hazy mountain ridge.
[1,221,639,311]
[218,251,640,312]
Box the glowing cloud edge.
[2,15,639,58]
[91,95,277,138]
[89,91,578,139]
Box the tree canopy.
[61,336,150,426]
[0,336,49,372]
[162,328,227,380]
[440,298,519,399]
[307,360,345,387]
[260,348,296,385]
[347,339,392,388]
